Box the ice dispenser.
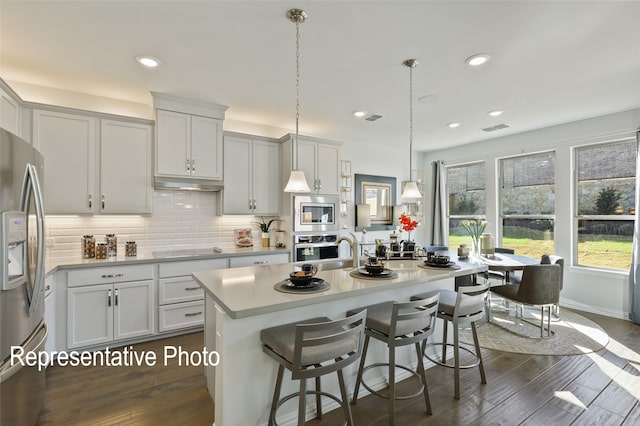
[1,211,27,290]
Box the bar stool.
[411,284,489,399]
[348,294,439,425]
[260,310,367,426]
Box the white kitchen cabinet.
[66,264,154,349]
[157,258,227,333]
[43,275,55,362]
[100,119,153,213]
[32,109,153,214]
[32,109,97,214]
[223,132,281,215]
[155,109,223,180]
[0,84,21,136]
[283,134,341,195]
[228,252,290,268]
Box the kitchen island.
[193,255,487,426]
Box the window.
[499,152,555,259]
[447,162,486,248]
[575,140,636,270]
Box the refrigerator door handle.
[19,163,46,315]
[0,321,48,383]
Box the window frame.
[446,161,487,247]
[573,137,636,271]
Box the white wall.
[419,107,640,319]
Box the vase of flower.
[399,213,419,257]
[460,218,487,256]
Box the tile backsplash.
[45,191,277,259]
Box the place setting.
[418,253,461,270]
[274,263,331,294]
[350,256,398,280]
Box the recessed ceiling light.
[353,111,367,118]
[488,110,503,117]
[448,122,461,128]
[136,55,161,68]
[465,53,491,67]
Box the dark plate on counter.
[283,277,325,289]
[423,260,458,268]
[356,268,395,277]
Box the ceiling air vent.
[365,114,383,122]
[482,123,510,132]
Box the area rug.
[458,302,609,356]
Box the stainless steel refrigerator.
[0,128,47,426]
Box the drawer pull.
[185,287,201,291]
[254,260,268,264]
[101,273,124,279]
[185,311,202,317]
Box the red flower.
[399,213,418,232]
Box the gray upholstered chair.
[261,310,367,426]
[490,264,562,337]
[411,284,489,399]
[349,295,440,425]
[510,254,564,316]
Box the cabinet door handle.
[191,159,196,172]
[185,311,202,317]
[101,273,124,279]
[107,289,112,307]
[184,287,201,291]
[252,198,256,209]
[186,159,191,172]
[101,193,105,210]
[254,260,268,264]
[88,193,93,209]
[114,288,119,306]
[249,198,253,210]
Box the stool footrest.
[423,342,481,369]
[355,362,425,401]
[273,390,346,426]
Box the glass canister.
[125,241,137,257]
[81,235,95,259]
[105,234,117,257]
[274,230,286,248]
[95,242,108,260]
[480,233,495,257]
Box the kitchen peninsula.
[193,256,487,426]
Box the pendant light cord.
[294,19,301,169]
[409,63,413,175]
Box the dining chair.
[490,264,562,337]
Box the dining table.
[476,252,540,283]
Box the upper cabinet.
[223,132,281,215]
[32,109,153,214]
[151,92,227,186]
[0,83,22,137]
[282,134,341,195]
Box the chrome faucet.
[337,232,359,268]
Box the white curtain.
[430,160,448,246]
[629,129,640,324]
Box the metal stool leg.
[351,335,370,404]
[269,365,285,426]
[315,377,322,419]
[388,345,395,426]
[337,369,354,426]
[441,318,448,362]
[453,324,461,399]
[471,321,486,384]
[298,379,307,426]
[415,342,432,414]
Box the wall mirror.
[354,174,396,230]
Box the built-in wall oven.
[293,195,340,233]
[293,234,339,262]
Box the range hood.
[154,176,224,191]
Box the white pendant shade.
[284,170,311,193]
[401,181,422,199]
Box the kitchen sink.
[152,247,223,259]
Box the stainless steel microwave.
[293,195,340,233]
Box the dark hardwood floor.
[37,310,640,425]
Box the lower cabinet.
[67,279,154,349]
[157,258,227,333]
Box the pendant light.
[284,9,311,193]
[401,58,423,199]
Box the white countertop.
[45,246,292,275]
[193,256,488,319]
